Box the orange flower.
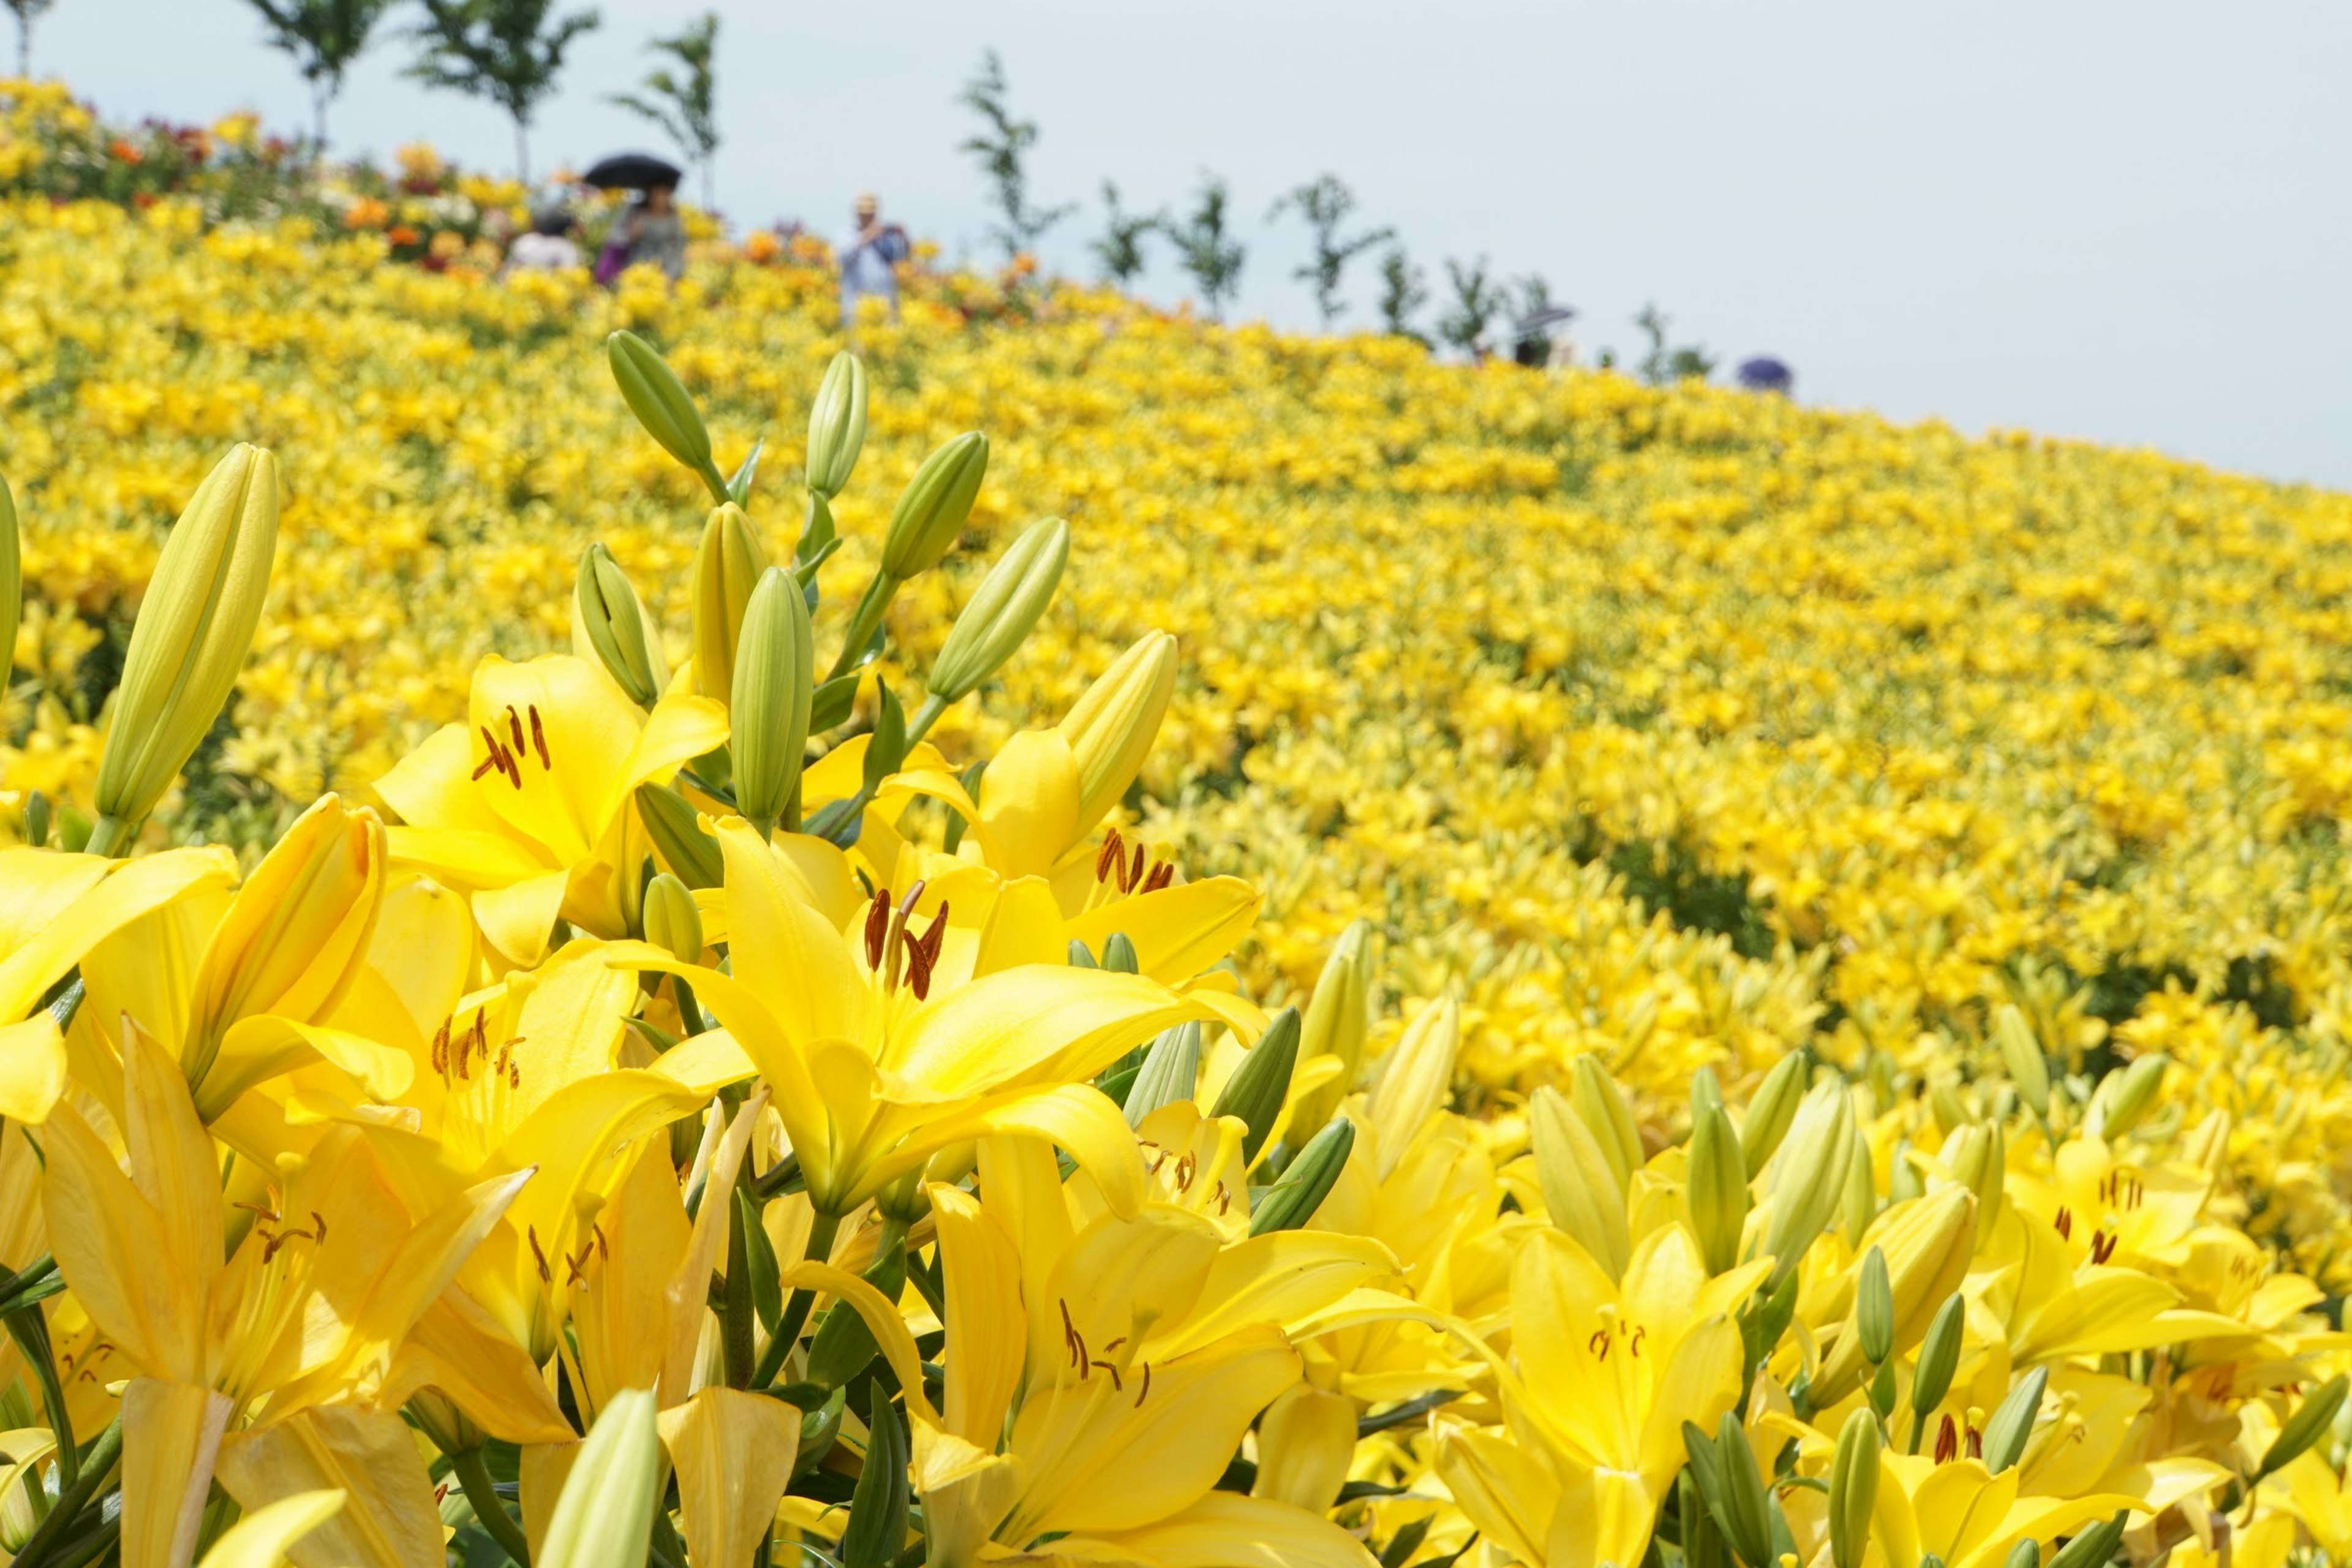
[108,137,142,164]
[386,224,420,247]
[344,197,390,230]
[743,230,782,264]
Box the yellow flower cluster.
[1,198,2350,1568]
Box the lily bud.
[91,443,280,854]
[1687,1101,1749,1276]
[1125,1021,1203,1125]
[1856,1246,1894,1365]
[186,793,383,1106]
[1367,996,1460,1177]
[643,872,704,962]
[1691,1065,1725,1117]
[0,472,17,695]
[1762,1082,1855,1289]
[880,431,988,579]
[608,330,725,498]
[1059,630,1178,835]
[1251,1116,1356,1235]
[1981,1366,2047,1474]
[692,503,769,703]
[1531,1083,1631,1280]
[1740,1054,1806,1172]
[731,567,815,835]
[2086,1053,2167,1140]
[2046,1514,2127,1568]
[540,1386,662,1568]
[1210,1006,1301,1166]
[1288,918,1373,1143]
[1844,1133,1879,1246]
[20,790,47,850]
[1815,1188,1976,1406]
[573,543,668,707]
[1098,931,1139,974]
[1992,1005,2050,1118]
[1828,1409,1879,1568]
[805,350,869,497]
[2003,1542,2040,1568]
[636,783,723,889]
[926,518,1069,702]
[1714,1410,1775,1568]
[1910,1291,1966,1422]
[1929,1076,1971,1139]
[2256,1372,2350,1481]
[1570,1054,1644,1192]
[1947,1121,2007,1231]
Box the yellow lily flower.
[1869,1452,2141,1568]
[1973,1204,2243,1364]
[374,654,728,967]
[614,817,1216,1218]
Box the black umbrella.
[1512,304,1578,339]
[581,152,684,191]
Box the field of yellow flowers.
[7,149,2352,1568]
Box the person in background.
[840,191,910,323]
[617,181,688,283]
[506,205,582,273]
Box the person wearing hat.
[840,192,910,324]
[506,204,582,273]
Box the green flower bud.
[2256,1372,2350,1481]
[1948,1120,2007,1231]
[91,443,281,855]
[1714,1410,1775,1568]
[1762,1082,1855,1290]
[1571,1054,1644,1193]
[2086,1054,2168,1140]
[636,783,723,889]
[643,871,704,962]
[1125,1021,1202,1126]
[1869,1360,1899,1420]
[1532,1082,1631,1280]
[1888,1140,1926,1204]
[1687,1101,1750,1276]
[731,567,816,835]
[1982,1365,2047,1475]
[0,472,17,691]
[1828,1408,1880,1568]
[1067,939,1098,968]
[1692,1065,1725,1118]
[1059,630,1177,834]
[1741,1054,1806,1171]
[1211,1006,1302,1166]
[692,503,769,704]
[2046,1514,2127,1568]
[1250,1116,1357,1235]
[1910,1291,1966,1420]
[926,517,1069,702]
[20,790,48,850]
[538,1386,662,1568]
[1288,919,1373,1144]
[573,542,667,707]
[1844,1132,1879,1246]
[1857,1246,1894,1365]
[1992,1005,2051,1118]
[881,431,988,579]
[607,330,726,499]
[805,350,869,498]
[2003,1542,2042,1568]
[1099,931,1139,974]
[1929,1076,1971,1139]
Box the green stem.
[1906,1408,1926,1457]
[648,1507,690,1568]
[824,572,899,683]
[752,1210,843,1389]
[905,692,950,749]
[8,1416,119,1568]
[2,1306,75,1487]
[723,1162,758,1389]
[80,815,132,859]
[697,459,733,507]
[451,1446,532,1567]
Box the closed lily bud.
[1211,1006,1302,1166]
[1714,1410,1775,1568]
[573,542,668,707]
[1692,1065,1725,1118]
[1740,1054,1806,1172]
[91,443,280,854]
[1531,1083,1631,1280]
[2256,1372,2350,1480]
[643,872,704,962]
[1762,1081,1855,1289]
[608,330,726,499]
[1687,1101,1750,1276]
[1910,1291,1966,1422]
[0,472,17,693]
[1289,918,1373,1143]
[2086,1053,2168,1140]
[2046,1514,2127,1568]
[1816,1188,1977,1406]
[636,783,723,889]
[1059,629,1178,835]
[927,518,1069,702]
[2002,1540,2040,1568]
[1570,1054,1645,1192]
[1856,1245,1894,1365]
[1981,1366,2048,1474]
[1929,1076,1971,1139]
[731,567,816,835]
[881,431,988,579]
[1828,1409,1879,1568]
[184,793,381,1087]
[692,503,769,703]
[805,350,869,497]
[539,1386,663,1568]
[1947,1121,2007,1231]
[1251,1117,1356,1235]
[1844,1133,1879,1246]
[21,791,48,850]
[1992,1005,2051,1118]
[1099,930,1139,974]
[1125,1021,1202,1126]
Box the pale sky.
[37,1,2352,488]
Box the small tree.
[1091,180,1159,288]
[957,49,1072,262]
[1436,256,1507,359]
[1167,173,1245,320]
[1376,247,1430,347]
[608,10,718,209]
[241,0,398,148]
[1634,303,1717,385]
[1267,173,1392,325]
[407,0,601,185]
[5,0,55,77]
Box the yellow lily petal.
[780,1259,941,1424]
[1062,877,1262,985]
[0,845,236,1019]
[888,965,1199,1096]
[1434,1425,1557,1568]
[658,1386,801,1568]
[1147,1232,1398,1360]
[1059,1491,1379,1568]
[0,1014,66,1124]
[205,1017,413,1118]
[40,1101,192,1379]
[123,1378,233,1568]
[194,1488,348,1568]
[865,1082,1145,1219]
[932,1185,1028,1448]
[383,1291,576,1444]
[973,729,1084,879]
[214,1404,445,1568]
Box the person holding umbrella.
[584,152,688,284]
